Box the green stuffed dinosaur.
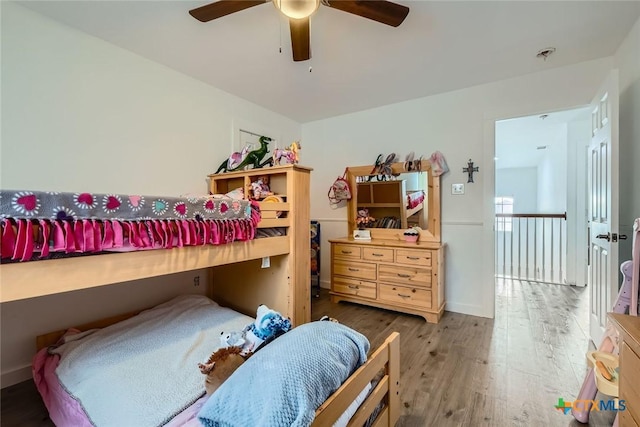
[215,136,273,174]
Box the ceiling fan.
[189,0,409,62]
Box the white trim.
[483,118,497,320]
[444,302,491,318]
[313,218,348,223]
[442,221,484,226]
[1,364,32,388]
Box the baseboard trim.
[1,364,32,389]
[445,302,492,318]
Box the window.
[495,197,514,232]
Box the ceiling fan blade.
[189,0,268,22]
[289,17,311,62]
[325,0,409,27]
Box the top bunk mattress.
[0,189,260,262]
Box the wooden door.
[588,71,619,346]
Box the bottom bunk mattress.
[33,295,374,427]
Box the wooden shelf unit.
[357,180,424,229]
[208,165,312,325]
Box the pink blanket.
[32,331,205,427]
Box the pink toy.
[272,141,301,165]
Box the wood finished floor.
[1,280,616,426]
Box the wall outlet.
[193,276,200,287]
[452,183,465,195]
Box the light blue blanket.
[50,295,253,427]
[198,321,370,427]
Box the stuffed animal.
[220,331,246,348]
[319,315,339,323]
[215,305,291,356]
[249,177,273,200]
[198,346,247,395]
[244,304,292,351]
[198,305,292,394]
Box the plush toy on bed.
[244,304,292,351]
[198,346,247,395]
[198,305,292,394]
[219,331,246,349]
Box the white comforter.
[50,295,253,427]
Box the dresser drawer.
[396,249,432,267]
[621,342,640,423]
[379,264,431,287]
[363,247,394,262]
[333,260,376,280]
[379,283,432,308]
[332,277,376,299]
[333,244,362,259]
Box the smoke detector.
[536,47,556,60]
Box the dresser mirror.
[346,160,441,243]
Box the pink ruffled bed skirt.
[1,206,261,262]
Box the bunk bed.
[0,165,401,427]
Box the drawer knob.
[348,268,359,272]
[398,273,411,278]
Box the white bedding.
[49,295,252,427]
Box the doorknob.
[619,234,628,240]
[596,233,611,241]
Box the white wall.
[0,2,301,194]
[495,167,538,213]
[0,3,301,387]
[614,16,640,261]
[536,127,568,213]
[303,57,613,319]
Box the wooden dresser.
[609,313,640,426]
[329,237,445,323]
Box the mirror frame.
[346,160,441,243]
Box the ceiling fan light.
[273,0,320,19]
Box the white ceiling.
[495,106,591,169]
[17,1,640,123]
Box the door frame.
[483,104,592,318]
